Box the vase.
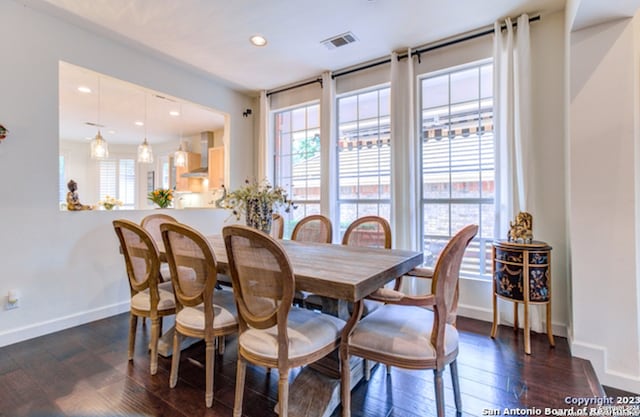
[245,198,272,234]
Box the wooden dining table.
[158,234,423,417]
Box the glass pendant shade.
[90,130,109,159]
[174,142,187,167]
[137,138,154,163]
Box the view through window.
[420,61,494,278]
[98,158,136,209]
[336,87,391,240]
[274,103,321,237]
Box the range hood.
[181,131,214,178]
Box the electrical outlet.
[5,290,20,310]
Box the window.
[336,87,391,240]
[274,103,320,237]
[98,158,136,209]
[58,155,66,205]
[420,62,494,279]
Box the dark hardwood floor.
[0,314,604,417]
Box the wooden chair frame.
[291,214,333,243]
[340,224,479,417]
[113,219,176,375]
[160,222,238,408]
[271,213,284,240]
[224,225,342,417]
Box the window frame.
[335,84,392,240]
[418,59,495,281]
[272,101,322,236]
[96,155,137,210]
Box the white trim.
[570,339,640,394]
[0,301,130,348]
[458,303,568,338]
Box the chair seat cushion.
[175,289,238,331]
[131,282,175,312]
[350,304,458,361]
[239,307,345,360]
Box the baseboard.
[458,303,568,337]
[0,301,130,348]
[571,340,640,394]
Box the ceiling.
[59,62,225,145]
[30,0,640,146]
[33,0,571,93]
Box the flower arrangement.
[98,195,123,210]
[221,179,295,232]
[148,188,173,208]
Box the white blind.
[336,86,391,238]
[99,160,117,199]
[98,158,136,209]
[58,155,66,204]
[420,62,494,279]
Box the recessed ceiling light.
[135,121,144,126]
[108,130,116,134]
[77,86,92,93]
[250,35,267,47]
[169,110,180,116]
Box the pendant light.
[174,103,187,167]
[137,92,154,164]
[90,77,109,159]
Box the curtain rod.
[266,14,540,94]
[333,14,540,79]
[266,77,322,97]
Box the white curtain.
[494,14,542,332]
[320,71,337,224]
[257,90,271,182]
[390,49,421,294]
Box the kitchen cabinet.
[208,147,224,189]
[174,152,202,192]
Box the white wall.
[0,0,252,346]
[568,13,640,393]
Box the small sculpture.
[508,211,533,243]
[66,179,93,211]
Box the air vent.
[85,122,104,128]
[321,32,357,50]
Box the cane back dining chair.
[141,213,179,281]
[290,214,332,243]
[291,214,332,306]
[271,213,284,240]
[160,222,239,408]
[223,225,345,417]
[340,224,479,417]
[112,219,176,375]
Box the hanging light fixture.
[90,77,109,159]
[137,92,154,164]
[174,103,187,167]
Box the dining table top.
[159,235,423,303]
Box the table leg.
[524,301,531,355]
[546,302,555,347]
[286,299,364,417]
[154,316,200,357]
[491,292,498,338]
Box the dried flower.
[221,179,296,220]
